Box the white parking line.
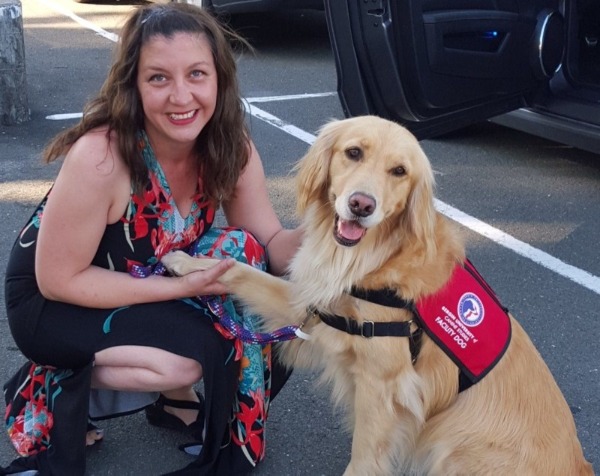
[435,201,600,294]
[245,103,319,145]
[38,0,600,296]
[37,0,119,42]
[46,112,83,120]
[246,93,337,103]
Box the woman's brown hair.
[43,3,250,205]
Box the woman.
[2,3,300,475]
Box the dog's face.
[296,116,436,249]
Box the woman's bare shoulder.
[50,127,132,223]
[64,127,127,180]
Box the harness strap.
[350,287,412,309]
[317,311,423,363]
[318,312,412,337]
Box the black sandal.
[145,391,205,442]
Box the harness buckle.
[361,320,375,338]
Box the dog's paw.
[161,251,191,276]
[161,251,223,276]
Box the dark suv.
[324,0,600,155]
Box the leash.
[129,257,311,344]
[200,296,311,344]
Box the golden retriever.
[163,116,593,475]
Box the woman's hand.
[176,257,235,297]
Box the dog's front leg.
[217,262,302,329]
[163,251,302,328]
[343,378,419,476]
[343,395,396,476]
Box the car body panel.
[491,107,600,154]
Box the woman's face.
[137,32,218,152]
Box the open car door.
[324,0,565,139]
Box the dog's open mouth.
[333,215,367,247]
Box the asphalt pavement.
[1,0,598,475]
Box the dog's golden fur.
[163,116,593,475]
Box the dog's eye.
[345,147,363,161]
[391,166,407,177]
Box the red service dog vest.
[415,260,511,384]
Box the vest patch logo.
[458,292,484,327]
[416,260,511,384]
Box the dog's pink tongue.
[338,219,365,241]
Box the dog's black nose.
[349,192,376,217]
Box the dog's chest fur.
[286,207,464,428]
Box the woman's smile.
[169,110,198,123]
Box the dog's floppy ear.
[294,119,345,216]
[401,146,438,261]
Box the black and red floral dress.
[2,131,288,475]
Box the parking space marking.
[246,103,319,145]
[37,0,119,42]
[435,201,600,295]
[47,113,83,120]
[37,0,600,296]
[246,93,337,103]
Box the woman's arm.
[35,131,232,309]
[222,141,302,276]
[261,228,303,276]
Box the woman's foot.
[86,421,104,447]
[145,391,205,441]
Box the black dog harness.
[315,259,512,393]
[314,289,423,362]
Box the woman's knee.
[168,356,203,387]
[140,351,203,387]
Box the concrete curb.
[0,0,29,125]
